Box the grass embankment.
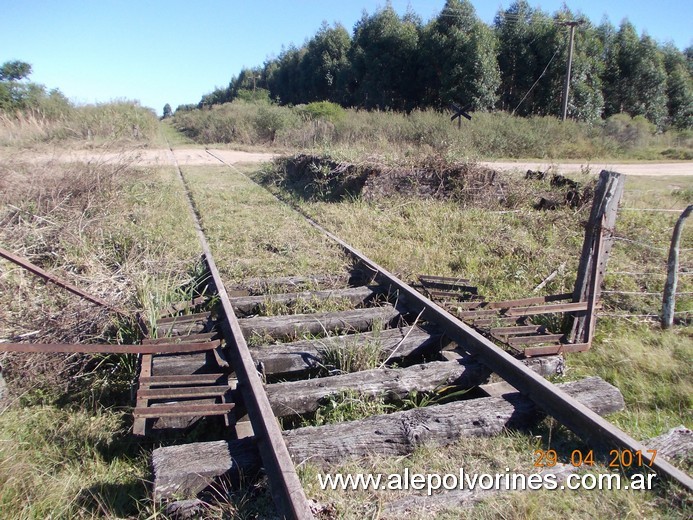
[173,99,693,162]
[251,161,692,518]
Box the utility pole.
[559,20,583,121]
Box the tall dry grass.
[0,101,159,147]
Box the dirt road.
[478,160,693,177]
[4,147,692,176]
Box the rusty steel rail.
[0,341,221,355]
[169,147,314,519]
[0,246,129,316]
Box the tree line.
[188,0,692,130]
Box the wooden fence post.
[569,170,625,343]
[662,204,692,329]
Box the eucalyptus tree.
[661,43,692,129]
[419,0,500,111]
[602,21,668,127]
[299,22,352,104]
[348,5,422,111]
[494,1,560,116]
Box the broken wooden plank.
[156,318,213,337]
[571,171,624,341]
[232,274,353,294]
[151,353,212,376]
[283,377,624,465]
[418,275,476,293]
[230,286,378,316]
[264,354,565,418]
[249,326,443,379]
[153,439,259,500]
[523,342,592,357]
[648,426,692,462]
[133,354,153,436]
[239,305,400,341]
[158,295,209,319]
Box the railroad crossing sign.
[450,103,472,128]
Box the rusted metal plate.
[490,325,546,335]
[158,296,209,318]
[137,385,233,400]
[523,343,592,357]
[157,311,212,325]
[505,301,593,316]
[140,374,228,387]
[485,293,573,309]
[506,334,566,346]
[142,332,218,345]
[133,403,234,418]
[0,341,220,354]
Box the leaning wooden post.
[569,171,625,343]
[662,204,692,329]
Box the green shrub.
[604,113,656,149]
[236,88,272,104]
[254,104,299,143]
[297,101,346,124]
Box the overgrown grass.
[318,319,386,376]
[0,101,159,147]
[0,146,203,516]
[182,164,348,281]
[259,295,358,317]
[173,99,693,162]
[0,407,153,518]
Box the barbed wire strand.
[613,236,693,253]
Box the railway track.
[134,148,691,517]
[2,147,691,517]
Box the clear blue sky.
[1,1,691,115]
